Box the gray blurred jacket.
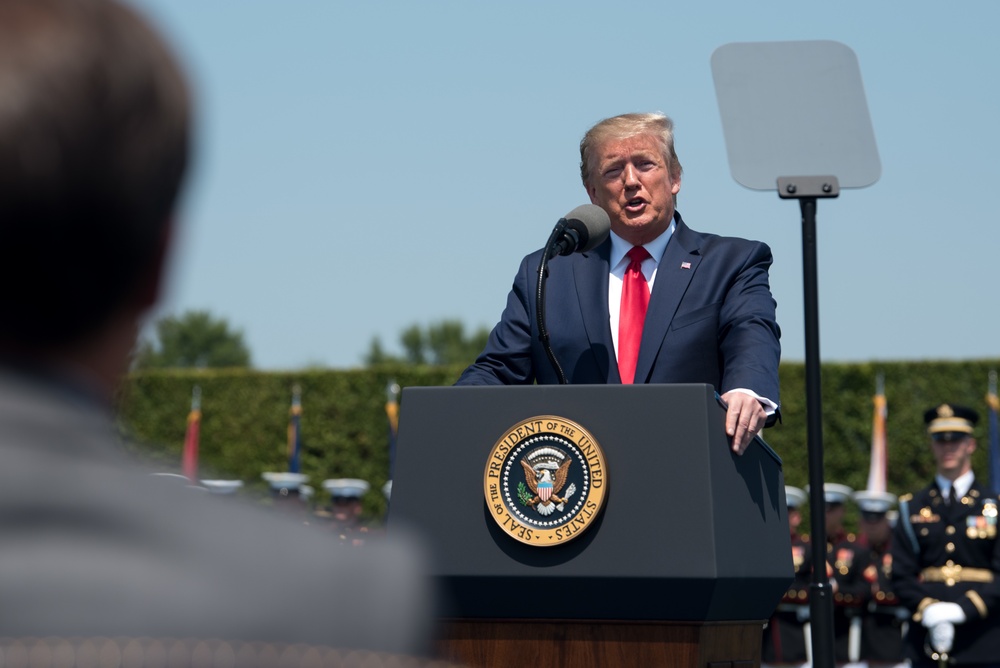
[0,369,436,654]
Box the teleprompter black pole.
[801,196,834,668]
[778,175,840,668]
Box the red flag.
[182,386,201,482]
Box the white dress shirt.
[607,222,674,358]
[936,470,975,502]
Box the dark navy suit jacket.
[457,213,781,407]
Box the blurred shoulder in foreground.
[0,0,442,661]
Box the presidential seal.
[483,416,608,546]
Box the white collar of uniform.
[609,218,675,273]
[936,470,975,499]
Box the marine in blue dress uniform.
[854,489,908,667]
[891,404,1000,668]
[821,484,874,665]
[780,484,874,666]
[763,485,811,667]
[321,478,372,545]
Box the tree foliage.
[134,310,251,369]
[364,319,490,367]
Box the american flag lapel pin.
[680,261,691,270]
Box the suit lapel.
[634,218,701,383]
[573,239,615,382]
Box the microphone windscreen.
[562,204,611,252]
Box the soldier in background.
[853,490,908,668]
[762,485,811,668]
[891,404,1000,668]
[322,478,372,545]
[262,471,313,520]
[815,483,874,667]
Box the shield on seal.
[538,476,553,502]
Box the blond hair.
[579,112,683,186]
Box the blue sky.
[131,0,1000,370]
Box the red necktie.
[618,246,651,384]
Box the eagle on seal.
[521,458,571,516]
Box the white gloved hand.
[921,601,967,627]
[928,622,955,653]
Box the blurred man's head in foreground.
[0,0,190,367]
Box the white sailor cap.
[852,490,897,514]
[261,472,309,492]
[150,472,207,492]
[784,486,808,509]
[200,479,244,495]
[322,478,370,499]
[807,483,854,505]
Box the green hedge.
[116,364,460,521]
[117,359,1000,530]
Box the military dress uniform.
[788,484,873,666]
[321,478,372,546]
[261,471,312,517]
[862,542,908,666]
[818,484,874,665]
[762,532,812,666]
[854,490,908,667]
[892,480,1000,666]
[891,403,1000,667]
[781,525,873,665]
[828,527,874,664]
[763,486,811,667]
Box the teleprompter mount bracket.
[777,175,840,199]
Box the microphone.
[537,204,611,384]
[546,204,611,259]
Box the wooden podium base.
[438,619,764,668]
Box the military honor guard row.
[764,404,999,668]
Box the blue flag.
[287,386,302,474]
[987,371,999,496]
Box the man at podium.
[457,112,781,454]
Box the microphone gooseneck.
[537,221,567,384]
[537,205,611,384]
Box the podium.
[388,384,792,668]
